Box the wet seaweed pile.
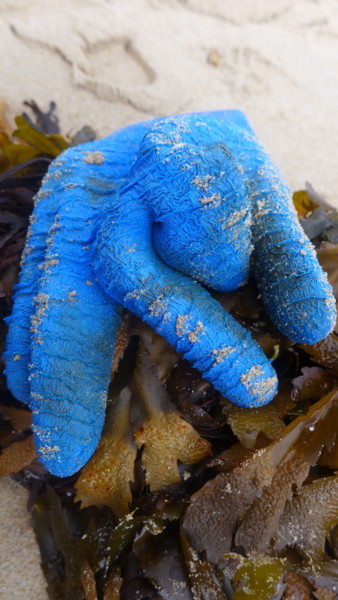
[0,103,338,600]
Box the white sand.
[1,0,338,201]
[0,478,47,600]
[1,1,338,597]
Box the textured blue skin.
[4,111,336,476]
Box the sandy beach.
[1,1,338,597]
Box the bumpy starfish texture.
[4,111,336,476]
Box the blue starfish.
[4,110,336,476]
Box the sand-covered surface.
[1,1,338,597]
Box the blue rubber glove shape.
[4,111,336,476]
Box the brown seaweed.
[1,106,338,599]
